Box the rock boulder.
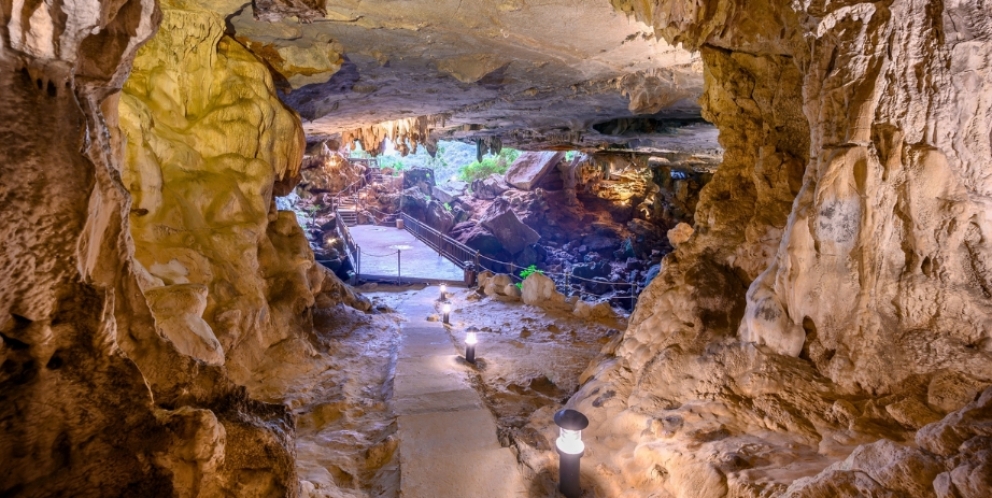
[480,199,541,255]
[521,272,572,310]
[402,167,436,189]
[471,174,510,200]
[505,151,564,190]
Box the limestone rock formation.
[667,222,694,247]
[119,4,312,387]
[1,0,337,495]
[225,0,714,151]
[510,0,992,497]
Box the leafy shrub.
[458,148,521,182]
[515,264,543,289]
[459,158,506,182]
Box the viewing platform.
[348,225,466,285]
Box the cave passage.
[3,1,992,497]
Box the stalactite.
[341,114,449,156]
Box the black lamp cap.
[554,409,589,430]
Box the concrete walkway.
[349,225,464,283]
[391,287,527,498]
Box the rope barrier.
[306,178,643,307]
[473,248,642,303]
[358,248,400,258]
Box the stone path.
[391,287,528,498]
[349,225,464,283]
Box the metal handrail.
[399,213,479,270]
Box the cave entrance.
[285,137,722,311]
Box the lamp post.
[465,331,477,363]
[439,283,447,301]
[442,303,452,325]
[554,409,589,498]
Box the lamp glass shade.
[556,428,584,455]
[465,332,478,345]
[440,284,446,293]
[442,303,452,313]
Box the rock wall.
[547,0,992,496]
[118,4,317,386]
[1,1,321,496]
[0,1,174,494]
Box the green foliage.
[515,264,543,289]
[379,156,407,175]
[519,264,542,279]
[499,148,521,164]
[443,202,452,212]
[564,150,578,161]
[459,158,506,182]
[457,147,522,182]
[426,144,449,171]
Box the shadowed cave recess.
[1,0,991,497]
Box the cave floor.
[390,288,528,497]
[349,225,465,283]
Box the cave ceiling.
[222,0,719,154]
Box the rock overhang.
[220,0,719,153]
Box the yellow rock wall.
[2,0,304,495]
[119,6,315,381]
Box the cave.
[2,1,991,498]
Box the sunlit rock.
[505,151,564,191]
[119,6,312,385]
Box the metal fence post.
[397,250,401,285]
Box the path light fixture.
[465,331,477,363]
[439,283,447,301]
[442,303,452,324]
[554,409,589,498]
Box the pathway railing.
[397,212,641,309]
[399,213,479,270]
[324,184,643,309]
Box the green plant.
[515,264,543,289]
[426,144,449,170]
[565,150,578,161]
[459,157,506,182]
[378,156,407,175]
[457,147,522,182]
[499,148,521,164]
[443,202,452,212]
